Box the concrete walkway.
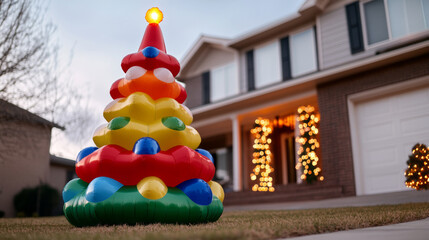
[283,217,429,240]
[224,190,429,240]
[224,189,429,211]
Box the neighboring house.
[0,99,74,217]
[49,155,76,196]
[178,0,429,204]
[49,154,77,215]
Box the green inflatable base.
[63,179,224,227]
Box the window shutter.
[246,50,255,91]
[202,71,210,104]
[346,2,364,54]
[280,37,292,81]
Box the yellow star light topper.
[145,7,163,24]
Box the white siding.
[185,47,235,78]
[319,7,373,69]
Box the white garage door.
[351,83,429,195]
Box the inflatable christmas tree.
[62,7,224,227]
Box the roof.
[178,35,231,79]
[179,0,331,75]
[50,154,75,167]
[229,0,330,48]
[0,99,64,130]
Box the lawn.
[1,203,429,240]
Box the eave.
[191,40,429,122]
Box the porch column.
[231,115,242,191]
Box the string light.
[272,115,296,129]
[296,105,323,183]
[250,118,275,192]
[405,143,429,190]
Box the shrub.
[13,184,60,217]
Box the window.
[362,0,429,45]
[290,27,318,77]
[244,26,318,91]
[212,147,233,192]
[363,0,389,45]
[254,41,281,88]
[210,62,238,102]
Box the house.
[178,0,429,204]
[0,99,75,217]
[49,155,76,196]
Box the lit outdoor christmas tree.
[405,143,429,190]
[296,105,323,184]
[250,118,275,192]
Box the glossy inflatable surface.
[76,138,215,187]
[62,7,224,226]
[63,179,223,227]
[93,92,200,151]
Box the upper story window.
[246,26,318,91]
[362,0,429,46]
[210,62,238,102]
[290,27,318,77]
[254,40,281,88]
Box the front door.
[280,132,297,184]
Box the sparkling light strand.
[250,118,275,192]
[296,105,323,183]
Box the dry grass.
[1,203,429,240]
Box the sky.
[46,0,306,159]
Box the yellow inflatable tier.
[93,92,201,150]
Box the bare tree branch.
[0,0,95,145]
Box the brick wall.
[317,54,429,196]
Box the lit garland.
[405,143,429,190]
[296,105,323,184]
[250,118,275,192]
[272,115,296,129]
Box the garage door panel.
[395,87,429,109]
[399,114,429,136]
[357,98,392,117]
[364,171,408,195]
[363,145,398,169]
[352,83,429,195]
[359,121,394,142]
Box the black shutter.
[346,2,364,54]
[246,50,255,91]
[280,37,292,81]
[313,26,320,71]
[202,71,210,104]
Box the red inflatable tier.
[76,144,215,187]
[121,22,180,77]
[121,50,180,77]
